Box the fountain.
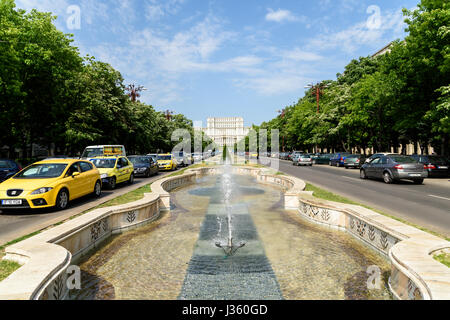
[71,160,392,300]
[215,159,246,257]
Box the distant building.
[372,42,394,58]
[203,117,250,147]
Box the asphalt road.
[0,170,176,246]
[261,158,450,238]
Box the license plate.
[438,166,448,169]
[2,200,22,205]
[409,174,421,177]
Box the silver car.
[296,154,313,166]
[360,154,427,184]
[291,154,301,165]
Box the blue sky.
[15,0,418,126]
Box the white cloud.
[307,9,406,53]
[234,75,307,96]
[145,0,185,21]
[281,48,323,62]
[265,8,304,23]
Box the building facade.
[203,117,250,147]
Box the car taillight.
[356,159,360,163]
[426,164,436,170]
[394,165,403,169]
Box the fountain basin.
[0,165,448,300]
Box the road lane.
[265,158,450,237]
[0,170,176,245]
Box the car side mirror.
[72,172,81,178]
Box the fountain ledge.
[0,166,448,300]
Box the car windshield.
[158,155,172,161]
[300,155,311,158]
[0,160,13,169]
[389,156,417,163]
[14,164,67,179]
[82,148,103,158]
[91,159,116,168]
[129,157,149,165]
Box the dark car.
[0,159,22,183]
[410,155,449,178]
[313,154,332,165]
[330,153,352,167]
[128,155,159,178]
[360,154,427,184]
[344,154,366,169]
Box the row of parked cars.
[279,151,449,184]
[0,147,214,212]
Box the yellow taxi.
[157,154,178,171]
[90,156,134,189]
[0,159,102,211]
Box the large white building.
[203,117,250,147]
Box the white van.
[81,145,126,159]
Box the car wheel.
[145,169,151,178]
[360,169,367,180]
[128,173,134,185]
[383,172,393,184]
[110,176,117,190]
[93,181,102,198]
[413,179,424,185]
[55,189,69,210]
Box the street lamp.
[164,110,175,121]
[126,84,147,102]
[305,82,330,114]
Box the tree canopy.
[256,0,449,156]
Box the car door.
[79,162,96,196]
[64,163,84,199]
[117,158,128,182]
[366,157,380,178]
[377,156,389,178]
[150,157,157,174]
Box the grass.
[305,183,360,205]
[0,250,21,282]
[434,253,450,268]
[305,182,450,242]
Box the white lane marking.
[342,176,361,182]
[428,195,450,201]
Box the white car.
[296,155,313,166]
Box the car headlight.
[31,187,53,195]
[101,174,108,179]
[138,168,146,172]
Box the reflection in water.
[71,173,392,300]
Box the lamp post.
[164,110,174,121]
[305,82,329,153]
[304,82,330,114]
[126,84,147,102]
